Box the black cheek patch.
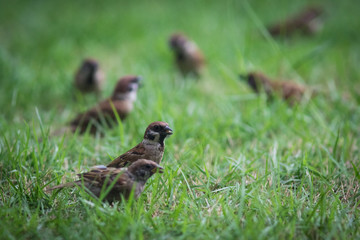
[146,132,156,141]
[159,134,167,147]
[177,52,185,61]
[86,66,96,84]
[138,170,146,178]
[248,76,259,93]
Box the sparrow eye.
[145,164,152,169]
[128,86,134,91]
[153,125,161,131]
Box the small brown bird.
[70,75,141,134]
[47,159,163,203]
[268,6,323,37]
[107,121,173,168]
[240,72,307,105]
[74,58,105,95]
[169,33,205,77]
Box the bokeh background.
[1,0,359,239]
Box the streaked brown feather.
[107,122,172,168]
[70,99,130,134]
[47,160,163,203]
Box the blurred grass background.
[0,0,359,239]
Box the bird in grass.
[169,33,205,77]
[70,75,141,134]
[47,159,163,203]
[268,6,323,37]
[107,121,173,168]
[239,72,309,105]
[74,58,105,96]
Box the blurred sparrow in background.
[268,6,323,37]
[169,33,205,77]
[107,121,173,168]
[70,75,141,134]
[74,58,105,96]
[240,72,311,105]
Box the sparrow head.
[239,72,268,93]
[112,75,142,101]
[82,58,99,69]
[169,33,189,52]
[128,159,164,182]
[301,6,323,19]
[144,121,173,145]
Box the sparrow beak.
[152,165,164,174]
[164,126,173,135]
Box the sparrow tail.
[46,182,76,192]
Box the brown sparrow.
[268,6,323,37]
[240,72,307,105]
[47,159,163,203]
[74,58,105,95]
[107,121,173,168]
[70,75,141,134]
[169,33,205,77]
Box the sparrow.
[70,75,141,134]
[268,6,323,37]
[74,58,105,95]
[107,121,173,168]
[240,72,307,105]
[169,33,205,77]
[47,159,164,203]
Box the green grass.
[1,0,360,239]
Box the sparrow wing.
[70,99,130,128]
[76,166,134,201]
[281,82,305,103]
[77,167,129,187]
[70,99,111,126]
[107,143,146,168]
[47,167,125,192]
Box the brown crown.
[127,159,163,174]
[82,58,99,69]
[169,33,189,50]
[112,75,141,96]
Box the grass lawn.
[1,0,359,239]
